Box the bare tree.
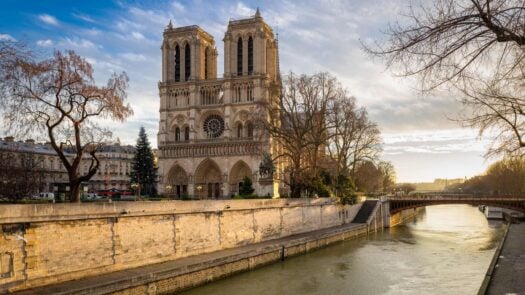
[379,161,396,193]
[365,0,525,156]
[257,72,339,197]
[327,97,382,180]
[0,42,133,202]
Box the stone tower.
[157,10,282,199]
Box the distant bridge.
[385,194,525,214]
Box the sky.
[0,0,496,182]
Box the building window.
[237,37,243,76]
[247,122,254,138]
[185,43,191,81]
[175,45,181,82]
[248,36,253,74]
[184,126,190,141]
[175,127,180,142]
[205,47,209,80]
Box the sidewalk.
[487,223,525,294]
[12,222,367,295]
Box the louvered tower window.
[237,37,243,76]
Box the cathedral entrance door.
[214,183,220,198]
[207,183,213,199]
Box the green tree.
[239,176,255,196]
[130,127,157,197]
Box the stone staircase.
[352,200,378,223]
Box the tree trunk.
[69,182,81,203]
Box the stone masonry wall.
[0,199,361,292]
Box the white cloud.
[38,14,59,26]
[231,2,254,18]
[171,1,185,13]
[36,39,53,47]
[0,34,15,41]
[131,31,145,40]
[72,13,96,23]
[58,37,96,49]
[120,53,147,62]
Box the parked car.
[86,193,103,200]
[37,192,55,201]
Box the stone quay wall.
[0,199,362,293]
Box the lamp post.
[165,185,172,199]
[196,185,202,200]
[131,182,140,201]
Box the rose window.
[203,115,225,138]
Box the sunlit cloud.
[38,14,59,26]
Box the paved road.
[487,223,525,294]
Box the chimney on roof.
[4,136,14,143]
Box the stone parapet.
[0,199,361,293]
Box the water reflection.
[180,205,504,295]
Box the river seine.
[181,204,505,295]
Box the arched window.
[184,126,189,141]
[205,47,209,80]
[248,36,253,74]
[185,43,191,81]
[237,123,243,138]
[174,45,181,82]
[175,127,180,141]
[247,122,254,138]
[237,37,243,76]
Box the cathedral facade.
[157,10,281,199]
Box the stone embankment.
[0,199,387,294]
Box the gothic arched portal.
[194,158,223,199]
[229,160,252,195]
[166,165,188,198]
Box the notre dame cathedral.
[157,9,282,199]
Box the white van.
[38,192,55,201]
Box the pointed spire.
[275,28,282,83]
[166,19,173,30]
[255,7,261,18]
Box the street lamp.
[165,185,172,198]
[196,185,202,199]
[131,182,140,201]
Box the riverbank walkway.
[486,223,525,294]
[13,222,367,295]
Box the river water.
[181,204,505,295]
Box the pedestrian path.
[486,223,525,294]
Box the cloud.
[0,34,15,41]
[131,31,145,40]
[120,53,147,62]
[57,37,96,49]
[72,12,96,23]
[171,1,185,13]
[231,2,254,18]
[38,14,59,26]
[36,39,53,47]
